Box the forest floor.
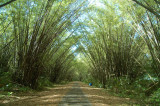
[0,81,137,106]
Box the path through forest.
[59,82,91,106]
[0,81,136,106]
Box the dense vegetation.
[0,0,159,104]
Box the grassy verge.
[83,81,160,105]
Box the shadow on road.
[59,82,91,106]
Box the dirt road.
[0,81,136,106]
[59,82,91,106]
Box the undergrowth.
[83,78,160,105]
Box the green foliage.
[149,88,160,104]
[0,82,32,93]
[0,72,11,86]
[0,47,11,76]
[0,0,87,89]
[0,0,159,105]
[38,77,53,89]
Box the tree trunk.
[0,0,16,8]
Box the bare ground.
[79,82,137,106]
[0,81,137,106]
[0,83,73,106]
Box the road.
[59,82,91,106]
[0,81,136,106]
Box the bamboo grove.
[0,0,87,89]
[0,0,160,102]
[78,0,159,96]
